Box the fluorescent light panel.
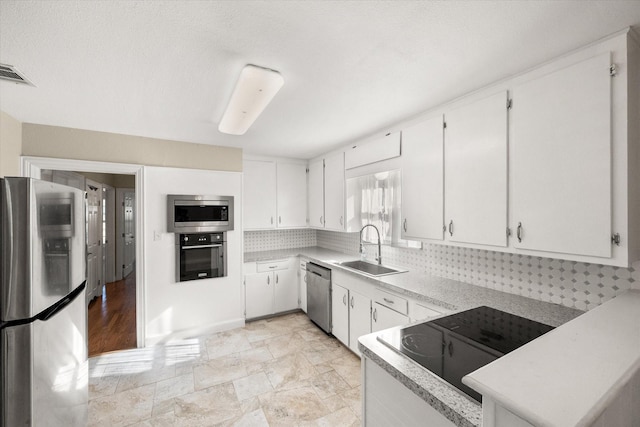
[218,64,284,135]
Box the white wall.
[144,166,243,345]
[0,110,22,177]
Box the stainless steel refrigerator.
[1,177,88,426]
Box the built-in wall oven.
[176,232,226,282]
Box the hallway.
[88,272,137,357]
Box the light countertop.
[463,289,640,427]
[245,246,585,427]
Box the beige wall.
[22,123,242,172]
[0,111,22,177]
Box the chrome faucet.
[360,224,382,265]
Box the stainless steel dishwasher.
[306,262,331,333]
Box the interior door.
[122,190,135,278]
[85,179,102,304]
[102,185,116,284]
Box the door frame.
[22,156,145,348]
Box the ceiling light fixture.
[218,64,284,135]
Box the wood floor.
[88,272,137,357]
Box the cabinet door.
[324,151,345,230]
[371,303,410,333]
[299,259,307,313]
[274,263,299,313]
[244,160,277,229]
[331,283,349,346]
[245,272,273,319]
[511,53,612,257]
[276,162,307,228]
[444,91,508,247]
[349,289,371,354]
[308,159,324,228]
[401,115,444,241]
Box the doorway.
[39,167,139,355]
[22,157,145,349]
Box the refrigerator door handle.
[36,281,86,322]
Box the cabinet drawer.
[374,289,408,315]
[257,259,289,272]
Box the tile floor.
[88,312,362,426]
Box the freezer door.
[1,286,88,426]
[1,178,86,322]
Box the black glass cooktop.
[377,306,554,402]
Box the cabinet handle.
[267,276,270,285]
[320,215,324,225]
[304,274,307,283]
[403,218,407,232]
[448,220,454,236]
[350,296,354,308]
[383,297,394,305]
[340,216,343,226]
[343,294,347,306]
[517,222,523,243]
[271,216,274,225]
[276,274,279,284]
[373,308,377,322]
[279,216,282,224]
[448,340,454,357]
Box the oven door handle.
[181,244,223,249]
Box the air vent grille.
[0,64,34,86]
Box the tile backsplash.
[244,229,640,311]
[244,229,317,252]
[316,230,640,311]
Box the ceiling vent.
[0,64,35,86]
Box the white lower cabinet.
[298,258,308,313]
[363,357,455,426]
[348,289,372,354]
[331,283,350,346]
[244,271,274,319]
[244,258,298,319]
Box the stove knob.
[184,236,189,242]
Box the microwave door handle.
[181,244,223,249]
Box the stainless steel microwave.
[167,195,234,233]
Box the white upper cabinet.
[511,53,612,258]
[244,160,277,229]
[444,91,508,247]
[308,158,324,228]
[308,152,345,231]
[324,152,345,230]
[244,159,307,230]
[276,162,307,228]
[401,115,444,241]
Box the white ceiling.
[1,1,640,160]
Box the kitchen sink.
[336,260,406,277]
